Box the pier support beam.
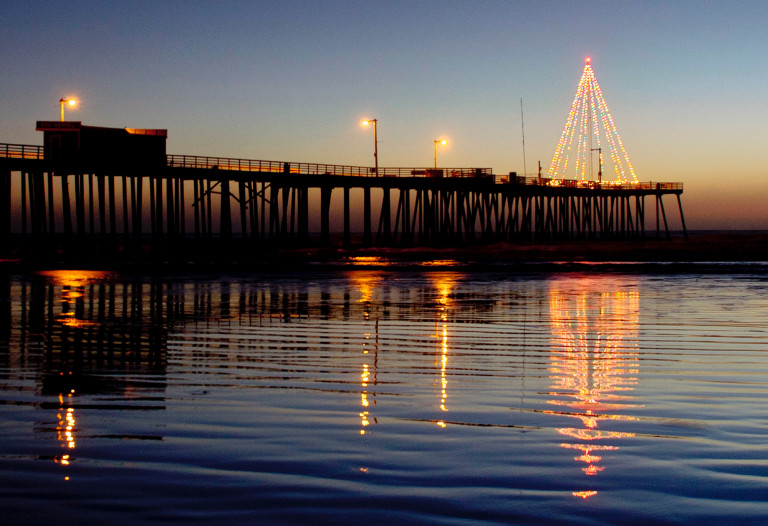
[320,186,332,246]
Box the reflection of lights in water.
[40,270,111,329]
[439,325,448,412]
[350,271,383,320]
[352,273,381,435]
[56,390,77,449]
[346,256,389,267]
[573,490,598,499]
[548,282,640,499]
[420,259,460,267]
[360,362,371,434]
[39,269,112,288]
[54,387,77,478]
[430,275,454,426]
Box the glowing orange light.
[573,490,598,499]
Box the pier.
[0,121,686,264]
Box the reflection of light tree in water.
[54,388,77,480]
[547,281,640,499]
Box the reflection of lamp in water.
[547,283,640,499]
[431,275,454,427]
[353,274,380,435]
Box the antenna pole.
[520,98,527,178]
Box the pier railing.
[0,143,681,189]
[166,154,492,179]
[500,174,683,191]
[0,143,44,160]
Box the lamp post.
[59,98,77,121]
[591,147,602,183]
[434,139,447,170]
[362,119,378,176]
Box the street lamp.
[362,119,378,176]
[59,98,77,121]
[434,139,447,170]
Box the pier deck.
[1,142,686,263]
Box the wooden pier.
[0,122,686,263]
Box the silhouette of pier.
[0,121,686,263]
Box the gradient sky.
[2,0,767,229]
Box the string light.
[548,58,638,184]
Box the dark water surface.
[2,269,768,525]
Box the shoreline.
[2,232,767,273]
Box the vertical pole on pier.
[32,172,45,235]
[74,174,85,236]
[206,179,213,237]
[363,187,372,246]
[260,181,266,239]
[88,174,95,235]
[280,185,290,235]
[220,172,232,239]
[239,180,248,238]
[108,176,117,240]
[122,175,129,237]
[0,169,9,257]
[298,185,308,242]
[20,172,27,236]
[60,174,72,236]
[134,175,143,238]
[178,175,185,236]
[320,186,332,246]
[677,194,688,241]
[380,186,391,244]
[343,186,351,247]
[47,173,55,235]
[166,174,175,238]
[193,177,200,239]
[658,194,670,239]
[27,172,38,234]
[403,188,412,245]
[149,174,156,237]
[269,183,279,238]
[97,174,107,235]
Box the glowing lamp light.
[434,139,448,169]
[361,118,378,175]
[59,97,78,121]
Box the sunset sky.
[2,1,767,230]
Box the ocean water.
[1,268,768,525]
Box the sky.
[1,0,767,230]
